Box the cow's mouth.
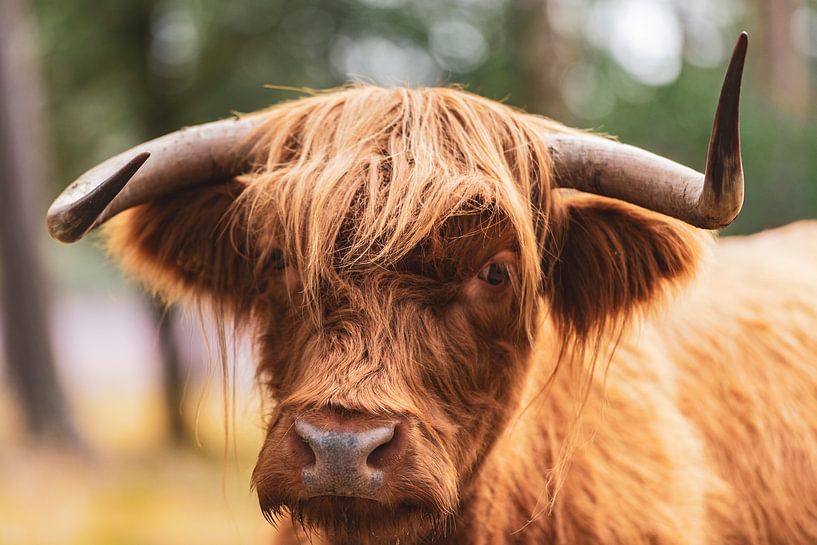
[270,496,449,542]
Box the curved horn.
[548,32,747,229]
[46,113,269,243]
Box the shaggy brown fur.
[104,86,817,545]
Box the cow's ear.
[103,180,260,311]
[546,194,707,339]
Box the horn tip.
[736,31,748,55]
[45,219,75,243]
[728,32,748,75]
[46,151,152,243]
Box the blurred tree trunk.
[127,0,192,445]
[0,0,79,444]
[513,0,576,121]
[149,301,189,445]
[754,0,812,114]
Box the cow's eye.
[477,261,510,286]
[269,249,287,271]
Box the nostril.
[293,417,404,471]
[366,422,404,469]
[290,422,316,468]
[292,416,407,498]
[366,441,391,468]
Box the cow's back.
[664,220,817,544]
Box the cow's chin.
[262,496,448,544]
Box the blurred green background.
[0,0,815,544]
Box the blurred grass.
[0,385,274,545]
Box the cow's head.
[48,35,747,544]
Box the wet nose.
[293,417,401,499]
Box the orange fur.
[103,86,817,545]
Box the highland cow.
[47,33,817,545]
